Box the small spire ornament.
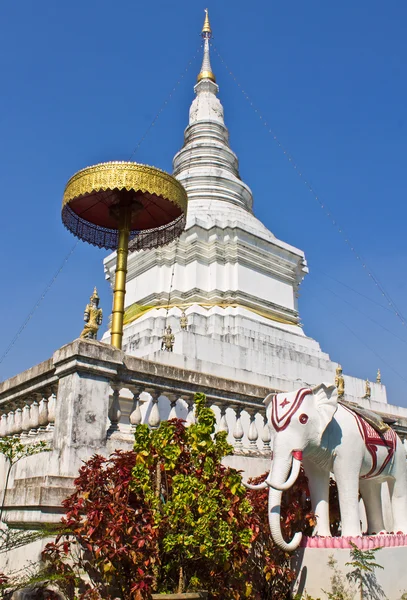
[80,287,103,340]
[180,310,188,331]
[197,9,216,83]
[376,369,382,384]
[161,325,175,352]
[335,364,345,399]
[364,379,371,399]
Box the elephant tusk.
[269,456,302,491]
[243,480,268,490]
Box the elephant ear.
[312,383,338,440]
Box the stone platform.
[294,536,407,599]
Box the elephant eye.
[299,413,308,424]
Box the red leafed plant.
[42,450,159,600]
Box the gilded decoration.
[80,287,103,340]
[335,365,345,398]
[63,161,187,214]
[61,161,187,251]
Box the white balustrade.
[14,408,23,436]
[47,392,56,430]
[22,404,31,437]
[261,418,272,450]
[167,394,178,420]
[108,386,122,434]
[129,388,142,430]
[0,414,7,437]
[232,408,244,447]
[247,412,259,448]
[7,411,15,437]
[185,398,196,426]
[218,406,229,434]
[38,397,49,431]
[29,400,40,436]
[146,389,161,429]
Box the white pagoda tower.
[103,11,386,406]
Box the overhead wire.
[313,294,407,385]
[312,279,407,347]
[0,47,202,369]
[211,43,407,329]
[0,243,78,367]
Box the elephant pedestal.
[293,535,407,600]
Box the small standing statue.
[80,287,103,340]
[335,364,345,399]
[180,310,188,331]
[376,369,382,384]
[161,325,175,352]
[364,379,371,399]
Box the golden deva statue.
[180,310,188,331]
[161,325,175,352]
[80,287,103,340]
[335,365,345,398]
[364,379,371,399]
[376,369,382,384]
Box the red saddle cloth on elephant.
[350,409,397,478]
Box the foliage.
[0,437,50,522]
[345,542,385,600]
[0,437,53,597]
[131,392,256,598]
[41,450,158,600]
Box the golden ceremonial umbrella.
[62,161,187,350]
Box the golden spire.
[197,9,216,83]
[202,8,212,35]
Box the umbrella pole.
[111,205,132,349]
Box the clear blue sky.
[1,1,406,405]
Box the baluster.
[232,407,244,448]
[14,407,23,436]
[185,398,196,426]
[47,392,56,430]
[0,414,7,438]
[261,416,272,450]
[129,388,142,431]
[29,400,40,436]
[146,389,161,430]
[7,411,15,437]
[38,396,49,431]
[167,393,178,420]
[218,405,229,434]
[22,403,31,437]
[108,384,122,434]
[247,412,259,449]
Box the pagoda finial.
[197,9,216,83]
[202,8,212,37]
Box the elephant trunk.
[268,484,302,552]
[268,454,303,551]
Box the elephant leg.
[359,479,385,534]
[334,458,361,537]
[388,445,407,533]
[303,461,331,537]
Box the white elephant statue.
[246,383,407,551]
